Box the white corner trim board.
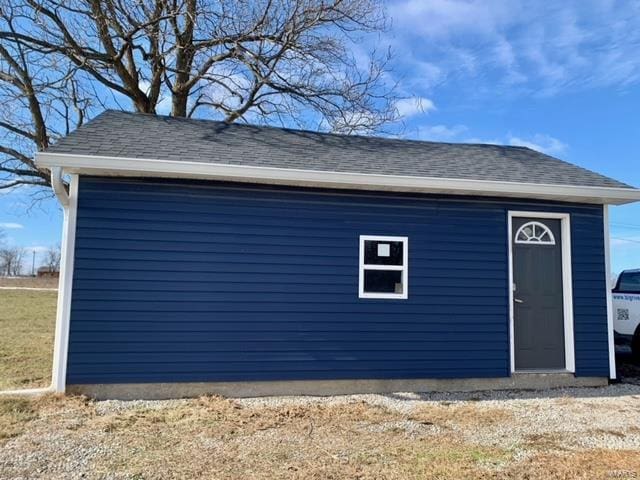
[603,205,617,380]
[507,211,575,374]
[50,174,79,393]
[35,152,640,205]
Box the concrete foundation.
[67,374,609,400]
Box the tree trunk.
[172,93,189,117]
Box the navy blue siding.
[66,177,609,384]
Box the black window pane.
[364,240,404,266]
[364,269,403,294]
[619,272,640,292]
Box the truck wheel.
[632,330,640,363]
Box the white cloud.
[27,245,50,253]
[138,80,172,114]
[464,137,503,145]
[0,222,24,229]
[611,237,640,247]
[508,134,568,156]
[415,124,468,141]
[465,133,568,156]
[610,232,640,273]
[388,0,640,96]
[390,0,514,39]
[411,61,445,89]
[0,185,21,196]
[395,97,436,118]
[413,125,568,156]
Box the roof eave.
[36,152,640,206]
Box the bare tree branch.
[0,0,398,195]
[42,243,61,272]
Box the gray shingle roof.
[45,110,633,189]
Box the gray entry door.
[512,217,565,370]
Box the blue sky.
[1,0,640,273]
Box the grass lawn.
[0,276,58,288]
[0,289,57,390]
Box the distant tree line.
[0,229,60,276]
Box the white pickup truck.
[613,269,640,359]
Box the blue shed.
[36,111,640,399]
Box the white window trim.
[359,235,408,299]
[508,211,575,374]
[514,221,556,245]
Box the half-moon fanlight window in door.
[515,221,556,245]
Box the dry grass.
[503,449,640,479]
[0,289,57,389]
[1,395,639,479]
[0,397,37,439]
[0,276,58,288]
[523,432,569,452]
[0,395,517,479]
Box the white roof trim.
[36,152,640,205]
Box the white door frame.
[508,211,575,374]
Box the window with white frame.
[514,221,556,245]
[359,236,408,299]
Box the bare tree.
[42,243,61,272]
[0,245,25,276]
[0,2,93,192]
[0,0,397,192]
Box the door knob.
[514,298,524,304]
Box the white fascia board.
[35,152,640,205]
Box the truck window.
[616,271,640,293]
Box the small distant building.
[37,266,59,278]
